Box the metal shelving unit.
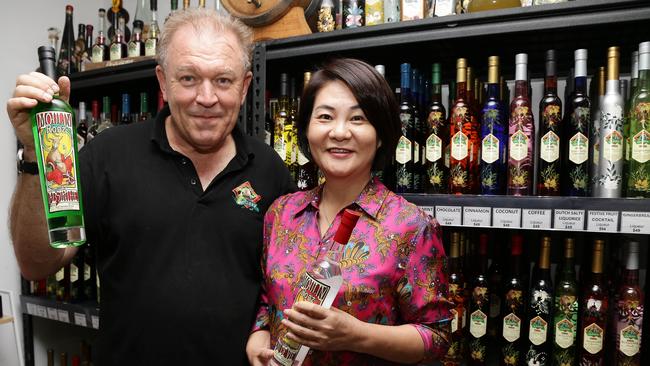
[20,295,99,330]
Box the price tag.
[493,208,522,228]
[587,211,619,232]
[57,310,70,323]
[91,315,100,329]
[419,206,435,218]
[554,209,585,230]
[435,206,462,226]
[522,209,552,229]
[36,305,48,318]
[620,211,650,234]
[46,307,59,321]
[26,303,35,315]
[463,207,491,227]
[74,313,88,327]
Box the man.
[7,9,293,365]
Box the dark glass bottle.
[74,24,86,72]
[273,73,290,168]
[120,93,132,125]
[579,240,607,365]
[128,20,145,58]
[70,250,85,302]
[411,68,423,192]
[395,63,416,193]
[615,241,644,365]
[139,92,151,122]
[468,234,490,365]
[296,72,317,190]
[47,349,54,366]
[77,101,88,150]
[526,237,552,365]
[488,238,503,342]
[109,17,128,61]
[57,5,77,76]
[60,353,68,366]
[424,63,448,193]
[107,0,131,43]
[81,24,94,70]
[443,232,465,365]
[563,49,591,196]
[552,238,578,366]
[83,243,97,303]
[500,234,525,366]
[537,50,563,196]
[479,56,507,195]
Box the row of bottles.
[315,0,567,32]
[443,230,645,366]
[45,341,93,366]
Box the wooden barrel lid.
[221,0,314,27]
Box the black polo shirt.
[79,106,293,365]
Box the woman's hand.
[282,301,366,353]
[246,330,274,366]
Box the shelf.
[21,295,99,330]
[69,58,157,90]
[402,194,650,233]
[0,316,13,325]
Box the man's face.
[156,25,252,153]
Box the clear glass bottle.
[317,0,336,32]
[626,42,650,197]
[145,0,159,56]
[133,0,152,39]
[507,53,534,196]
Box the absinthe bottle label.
[481,134,499,164]
[540,131,560,162]
[583,323,604,354]
[451,131,468,160]
[395,135,412,164]
[426,133,442,162]
[36,111,81,213]
[603,130,624,162]
[554,295,578,348]
[631,129,650,163]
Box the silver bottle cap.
[574,49,588,77]
[626,241,640,270]
[515,53,528,81]
[639,41,650,70]
[374,64,385,78]
[632,51,639,78]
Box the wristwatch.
[17,147,39,175]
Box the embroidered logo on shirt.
[232,181,261,212]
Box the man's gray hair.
[157,8,253,72]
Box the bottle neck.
[561,257,575,278]
[456,81,467,101]
[401,87,411,105]
[544,75,557,95]
[514,80,528,99]
[623,268,639,286]
[510,254,521,277]
[574,76,587,94]
[486,83,499,100]
[431,83,442,102]
[639,69,650,90]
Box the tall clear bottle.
[594,47,625,197]
[552,238,578,366]
[479,56,507,195]
[626,42,650,197]
[133,0,152,39]
[537,50,563,196]
[424,63,449,193]
[526,237,552,366]
[145,0,159,57]
[57,5,77,76]
[92,9,110,63]
[507,53,534,195]
[272,209,361,366]
[29,46,85,248]
[563,49,591,196]
[615,241,644,366]
[623,51,639,194]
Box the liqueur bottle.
[589,66,606,194]
[537,50,563,196]
[552,238,578,366]
[92,9,110,63]
[80,25,94,71]
[107,0,131,43]
[395,63,415,193]
[468,234,490,365]
[29,46,86,248]
[139,92,151,122]
[76,102,88,150]
[109,18,128,61]
[342,0,365,28]
[411,68,423,192]
[401,0,425,20]
[47,27,61,60]
[467,0,520,12]
[384,0,400,22]
[479,56,507,195]
[133,0,152,39]
[284,78,299,180]
[507,53,534,195]
[365,0,384,25]
[626,42,650,197]
[145,0,160,57]
[488,240,503,341]
[273,73,290,166]
[47,349,54,366]
[450,58,479,194]
[128,21,145,58]
[56,264,70,302]
[70,250,84,302]
[60,353,68,366]
[594,47,625,198]
[57,5,77,76]
[74,24,86,72]
[317,0,336,32]
[83,243,97,303]
[500,234,525,366]
[296,72,317,190]
[434,0,455,16]
[120,94,132,125]
[615,241,644,366]
[272,210,361,366]
[623,51,639,193]
[526,237,552,366]
[424,63,449,193]
[91,96,114,136]
[563,49,591,196]
[443,232,465,365]
[579,240,607,365]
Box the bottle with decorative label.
[128,21,145,58]
[92,9,110,63]
[623,51,639,195]
[274,73,290,165]
[468,234,490,365]
[395,63,416,193]
[424,63,449,193]
[526,237,552,366]
[626,42,650,197]
[343,0,365,28]
[145,0,159,56]
[383,0,400,22]
[70,250,84,302]
[74,24,86,72]
[133,0,152,40]
[30,46,86,248]
[563,49,591,196]
[487,239,503,343]
[500,234,525,366]
[272,209,361,366]
[507,53,534,195]
[479,56,507,195]
[537,50,563,196]
[615,241,644,366]
[317,0,336,32]
[579,240,607,365]
[285,78,299,180]
[107,0,130,43]
[76,102,88,150]
[109,18,128,61]
[57,5,77,76]
[552,238,578,366]
[401,0,425,20]
[411,68,423,192]
[365,0,384,25]
[589,66,605,194]
[443,232,465,366]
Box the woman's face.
[307,80,379,183]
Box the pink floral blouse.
[253,178,451,365]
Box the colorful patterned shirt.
[253,178,451,365]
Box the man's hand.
[6,72,70,152]
[281,301,365,353]
[246,330,274,366]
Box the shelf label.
[46,307,58,321]
[57,309,70,323]
[435,206,462,226]
[620,211,650,234]
[587,211,619,232]
[493,208,522,228]
[26,303,35,315]
[91,315,100,329]
[522,209,552,229]
[554,209,585,230]
[419,206,435,218]
[463,206,491,227]
[36,305,48,318]
[74,312,87,327]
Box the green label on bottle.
[36,111,81,213]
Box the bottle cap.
[574,49,588,61]
[431,63,441,84]
[515,53,528,65]
[488,56,499,84]
[37,46,57,80]
[333,209,362,245]
[639,41,650,54]
[626,241,640,270]
[515,53,528,81]
[575,49,588,77]
[545,49,556,77]
[374,65,385,77]
[401,63,411,74]
[639,42,650,70]
[632,51,639,78]
[66,5,73,12]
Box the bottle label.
[603,130,623,162]
[481,133,499,164]
[470,309,487,338]
[35,111,81,213]
[395,135,412,164]
[583,323,604,354]
[127,42,141,58]
[414,141,420,164]
[401,0,424,20]
[509,130,528,162]
[298,150,309,166]
[528,315,548,345]
[540,131,560,163]
[426,133,442,162]
[84,263,91,281]
[145,38,157,56]
[451,131,468,160]
[503,313,521,342]
[631,129,650,163]
[450,308,459,333]
[273,118,287,161]
[619,324,641,357]
[109,43,122,61]
[91,46,104,63]
[554,295,578,349]
[365,0,384,25]
[70,263,79,283]
[555,318,576,348]
[55,268,64,282]
[569,132,589,164]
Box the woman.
[246,58,450,365]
